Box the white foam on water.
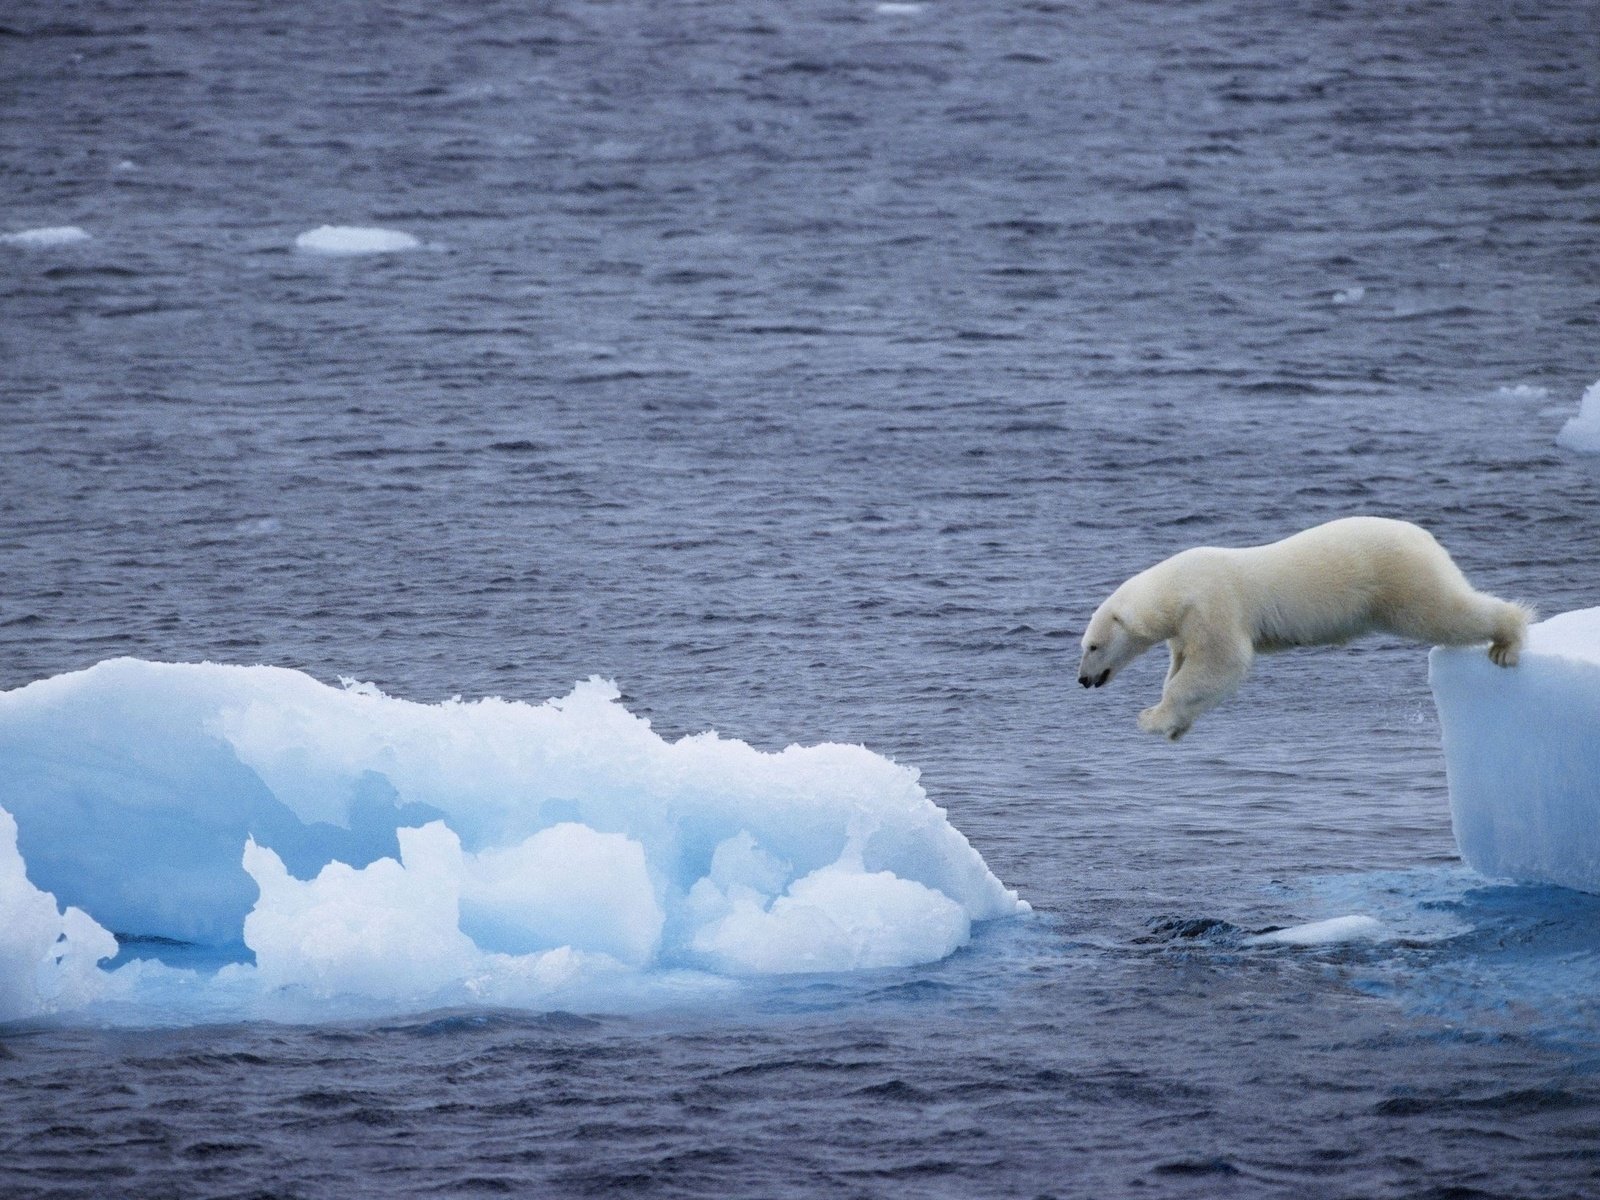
[0,659,1026,1023]
[293,225,421,255]
[2,226,92,247]
[1556,379,1600,453]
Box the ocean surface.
[4,0,1600,1195]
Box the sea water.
[3,0,1600,1195]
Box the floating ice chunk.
[1247,914,1384,947]
[1556,379,1600,453]
[1432,608,1600,893]
[0,808,117,1020]
[1498,383,1550,400]
[294,225,420,255]
[1331,286,1365,305]
[0,659,1025,1016]
[875,2,925,13]
[2,226,91,247]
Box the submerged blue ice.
[0,660,1026,1021]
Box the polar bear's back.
[1253,516,1454,577]
[1228,517,1469,649]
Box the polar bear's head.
[1078,598,1146,688]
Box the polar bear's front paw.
[1488,639,1520,668]
[1139,705,1189,741]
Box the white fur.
[1077,517,1531,741]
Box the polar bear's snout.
[1078,613,1129,690]
[1078,602,1137,690]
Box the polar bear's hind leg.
[1380,586,1530,668]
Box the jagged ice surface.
[0,809,118,1021]
[1431,607,1600,894]
[0,660,1025,1021]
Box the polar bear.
[1077,517,1531,741]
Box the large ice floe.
[0,660,1025,1022]
[1431,607,1600,894]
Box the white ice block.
[1557,379,1600,453]
[1430,608,1600,893]
[0,659,1027,1011]
[294,225,419,254]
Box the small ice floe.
[2,226,92,248]
[1247,915,1385,947]
[1331,286,1365,305]
[1556,379,1600,453]
[1497,383,1549,400]
[875,2,925,13]
[293,225,420,256]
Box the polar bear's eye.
[1088,643,1100,652]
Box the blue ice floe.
[0,661,1026,1021]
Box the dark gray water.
[4,0,1600,1195]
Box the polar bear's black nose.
[1079,675,1090,688]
